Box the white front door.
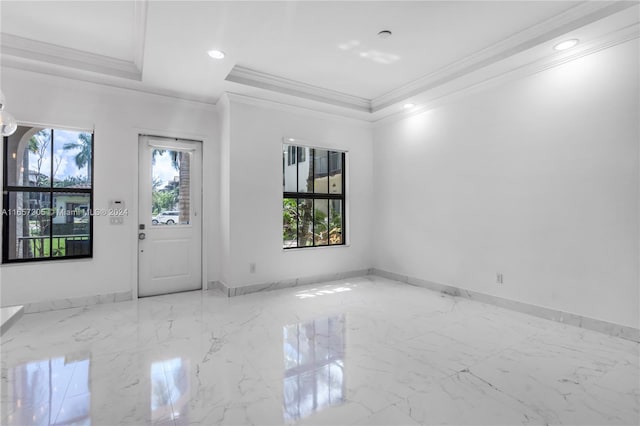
[138,135,202,297]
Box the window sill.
[2,256,93,266]
[282,243,350,252]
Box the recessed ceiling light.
[378,30,392,39]
[553,39,579,51]
[403,103,416,110]
[207,49,226,59]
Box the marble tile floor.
[0,276,638,425]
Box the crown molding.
[371,0,637,112]
[0,33,142,81]
[1,58,218,107]
[522,22,639,77]
[373,23,640,126]
[133,0,148,73]
[226,65,372,113]
[221,92,372,127]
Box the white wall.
[373,40,639,328]
[2,40,636,330]
[219,95,232,286]
[220,96,374,288]
[0,68,220,307]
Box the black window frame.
[283,143,346,249]
[2,127,94,263]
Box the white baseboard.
[372,268,639,343]
[209,268,374,297]
[23,291,132,314]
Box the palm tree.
[63,132,92,182]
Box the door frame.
[131,128,208,299]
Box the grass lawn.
[28,237,88,257]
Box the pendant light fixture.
[0,90,18,136]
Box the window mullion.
[296,147,300,248]
[311,148,315,247]
[2,136,7,191]
[89,134,94,258]
[297,198,301,248]
[2,191,7,263]
[49,129,55,258]
[342,152,346,246]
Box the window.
[2,126,93,262]
[283,143,345,249]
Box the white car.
[152,211,179,225]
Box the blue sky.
[26,130,179,187]
[153,150,180,189]
[54,130,87,179]
[28,129,90,181]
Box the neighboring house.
[283,146,343,198]
[53,194,89,225]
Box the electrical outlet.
[249,263,256,273]
[496,273,504,284]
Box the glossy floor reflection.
[283,315,345,421]
[1,276,638,425]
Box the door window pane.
[152,149,191,226]
[314,199,329,246]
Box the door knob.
[138,233,146,240]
